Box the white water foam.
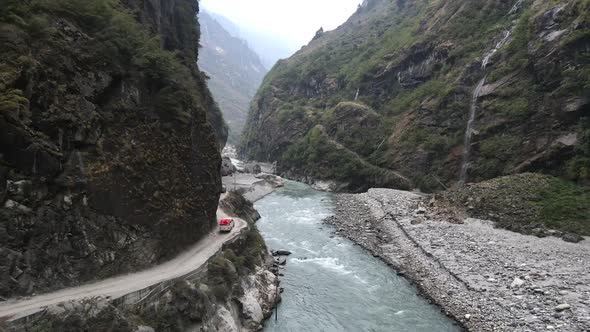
[291,257,353,275]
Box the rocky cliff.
[0,0,227,298]
[199,10,267,144]
[9,225,279,332]
[240,0,589,192]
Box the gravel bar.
[324,188,590,332]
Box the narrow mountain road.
[0,208,247,321]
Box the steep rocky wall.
[240,0,590,192]
[0,0,226,297]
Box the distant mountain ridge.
[199,10,267,143]
[240,0,590,192]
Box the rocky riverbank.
[325,189,590,331]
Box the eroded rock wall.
[0,0,226,297]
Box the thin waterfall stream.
[459,77,486,185]
[458,0,524,184]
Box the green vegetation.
[0,0,207,120]
[538,178,590,235]
[488,10,533,82]
[242,0,589,191]
[385,79,450,115]
[322,102,390,158]
[207,255,238,301]
[283,126,409,191]
[566,119,590,182]
[0,89,29,114]
[557,0,590,95]
[206,226,267,299]
[479,136,520,161]
[443,173,590,236]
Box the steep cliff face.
[199,10,267,144]
[0,0,227,297]
[240,0,589,192]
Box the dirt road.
[0,209,247,321]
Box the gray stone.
[135,326,155,332]
[221,157,237,176]
[255,173,284,188]
[554,303,571,312]
[6,180,32,200]
[562,233,584,243]
[243,163,262,174]
[271,249,292,256]
[510,277,525,288]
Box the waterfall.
[509,0,525,15]
[481,30,512,69]
[459,77,486,185]
[458,1,524,184]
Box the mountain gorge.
[0,0,225,298]
[240,0,590,193]
[199,10,267,143]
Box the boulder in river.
[243,163,262,174]
[255,173,285,187]
[274,257,287,266]
[271,249,292,256]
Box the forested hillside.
[241,0,589,192]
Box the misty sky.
[200,0,361,52]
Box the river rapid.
[255,181,460,332]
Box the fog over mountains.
[198,10,268,143]
[205,9,294,69]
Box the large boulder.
[243,163,262,174]
[221,157,237,176]
[562,233,584,243]
[254,173,284,188]
[219,191,261,223]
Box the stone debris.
[324,188,590,332]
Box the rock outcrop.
[240,0,590,192]
[0,0,226,297]
[221,156,237,176]
[219,191,261,223]
[10,226,279,332]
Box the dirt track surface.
[0,209,247,321]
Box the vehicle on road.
[219,218,235,232]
